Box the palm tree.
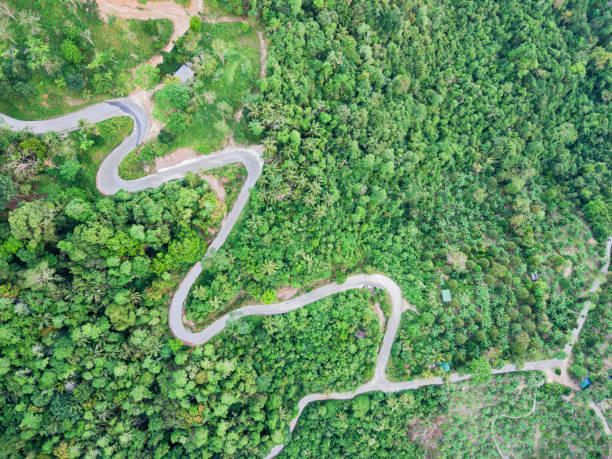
[260,259,278,277]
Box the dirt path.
[97,0,268,78]
[96,0,203,63]
[202,174,226,202]
[589,400,611,436]
[491,396,538,459]
[97,0,268,142]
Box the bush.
[134,64,160,90]
[61,40,84,64]
[190,16,202,32]
[65,73,85,91]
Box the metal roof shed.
[174,64,195,83]
[442,289,451,303]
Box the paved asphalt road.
[2,72,610,459]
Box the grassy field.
[0,0,172,119]
[79,117,134,193]
[118,21,260,179]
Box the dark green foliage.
[183,0,609,378]
[0,174,17,210]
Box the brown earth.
[277,286,299,300]
[154,147,200,170]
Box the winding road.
[1,1,611,457]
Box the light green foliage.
[134,63,161,90]
[153,82,191,123]
[284,373,609,457]
[190,16,202,33]
[60,39,83,64]
[9,200,56,250]
[121,21,261,178]
[469,356,492,384]
[0,1,173,118]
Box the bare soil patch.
[154,147,200,170]
[202,174,225,202]
[277,286,299,300]
[129,85,164,141]
[562,245,579,256]
[182,313,198,332]
[543,367,579,390]
[447,249,467,272]
[96,0,202,54]
[402,299,418,313]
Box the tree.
[190,16,201,33]
[0,174,16,210]
[469,356,492,385]
[60,39,83,64]
[9,200,56,250]
[59,159,81,182]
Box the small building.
[580,377,591,390]
[442,289,452,303]
[529,272,539,281]
[174,63,195,83]
[440,362,451,372]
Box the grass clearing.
[119,21,260,179]
[0,0,172,119]
[78,117,133,194]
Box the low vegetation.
[283,373,609,457]
[0,0,172,119]
[119,21,261,179]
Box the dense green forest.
[0,0,610,457]
[185,0,611,375]
[0,0,172,118]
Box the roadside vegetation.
[570,276,611,427]
[119,21,261,179]
[0,0,172,119]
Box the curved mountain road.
[1,1,610,456]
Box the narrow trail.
[491,396,538,459]
[1,3,611,458]
[589,400,611,437]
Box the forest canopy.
[0,0,610,457]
